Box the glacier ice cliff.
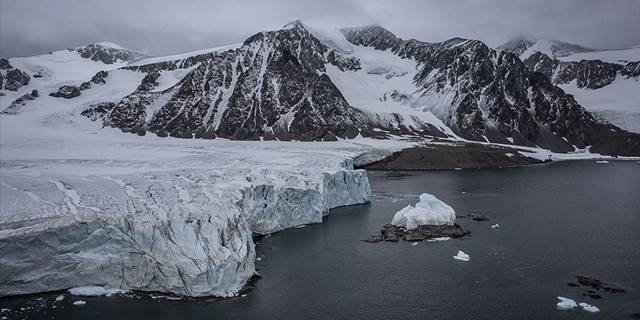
[0,139,375,298]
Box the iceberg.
[556,297,577,310]
[453,250,470,261]
[72,301,86,306]
[578,302,600,313]
[391,193,456,230]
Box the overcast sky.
[2,0,639,58]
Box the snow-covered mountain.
[497,37,594,60]
[2,21,640,300]
[2,22,639,155]
[500,38,640,133]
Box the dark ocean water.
[2,160,639,319]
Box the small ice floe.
[411,242,419,246]
[72,300,86,306]
[55,295,65,302]
[0,309,9,313]
[391,193,456,230]
[490,224,500,229]
[505,153,514,157]
[556,297,577,310]
[454,167,463,171]
[68,286,127,297]
[579,302,600,313]
[149,294,182,300]
[241,294,247,298]
[453,250,470,262]
[427,237,450,242]
[595,160,610,164]
[256,257,262,261]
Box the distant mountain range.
[1,22,639,155]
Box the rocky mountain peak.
[72,42,148,64]
[498,36,594,59]
[341,25,402,51]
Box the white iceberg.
[68,286,128,297]
[579,302,600,313]
[556,297,577,310]
[491,224,500,229]
[453,250,470,261]
[72,300,86,306]
[391,193,456,230]
[595,160,610,164]
[55,295,64,302]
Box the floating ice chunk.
[505,153,514,157]
[149,294,182,300]
[411,242,419,246]
[68,286,127,297]
[391,193,456,230]
[55,295,64,302]
[72,300,86,306]
[595,160,610,164]
[453,250,470,261]
[556,297,577,310]
[579,302,600,313]
[491,224,500,229]
[427,237,450,242]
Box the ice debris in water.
[73,300,86,306]
[491,224,500,229]
[453,250,470,261]
[595,160,610,164]
[579,302,600,313]
[391,193,456,230]
[411,242,419,246]
[427,237,451,242]
[68,286,127,297]
[556,297,577,310]
[55,295,64,302]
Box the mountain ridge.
[1,22,639,155]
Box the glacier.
[0,130,401,297]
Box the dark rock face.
[0,58,30,91]
[73,43,147,64]
[75,23,640,155]
[80,102,116,121]
[88,22,445,141]
[365,224,469,242]
[1,90,39,115]
[523,52,625,89]
[622,61,640,78]
[342,26,640,155]
[49,85,81,99]
[79,70,109,90]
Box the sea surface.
[2,160,639,319]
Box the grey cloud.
[1,0,639,58]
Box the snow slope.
[559,45,640,64]
[560,77,640,133]
[0,48,132,112]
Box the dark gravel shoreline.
[357,142,543,170]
